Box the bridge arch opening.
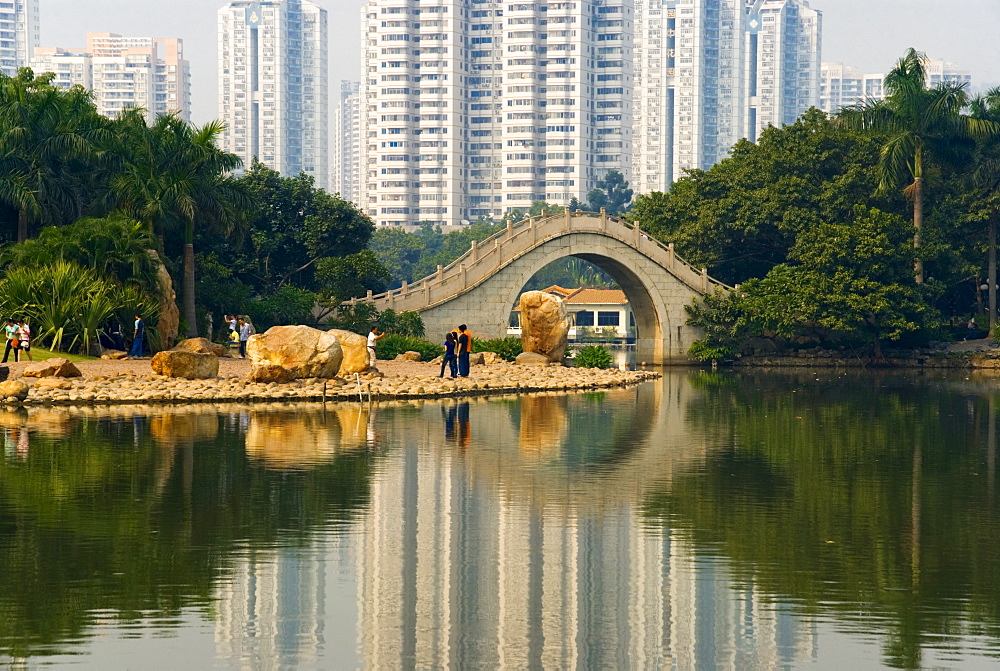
[504,249,668,364]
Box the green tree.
[587,169,633,215]
[0,69,107,242]
[969,86,1000,331]
[631,109,890,285]
[236,161,375,293]
[838,48,996,284]
[103,111,249,338]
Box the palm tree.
[0,69,106,242]
[838,48,995,283]
[970,86,1000,332]
[103,111,249,338]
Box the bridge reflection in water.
[357,377,817,669]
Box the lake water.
[2,370,1000,670]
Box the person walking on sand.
[2,319,20,363]
[367,327,386,368]
[440,331,458,378]
[238,318,253,358]
[16,319,32,362]
[129,315,145,357]
[456,324,471,377]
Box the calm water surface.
[2,370,1000,670]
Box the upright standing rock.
[519,290,569,363]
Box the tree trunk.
[990,211,997,336]
[913,176,924,284]
[17,210,28,244]
[182,241,198,338]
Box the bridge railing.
[348,210,732,311]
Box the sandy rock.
[173,337,231,358]
[469,352,486,366]
[481,352,504,365]
[22,358,83,378]
[429,355,444,365]
[324,329,370,375]
[395,351,422,362]
[248,364,296,384]
[247,325,343,379]
[150,350,220,380]
[32,378,70,390]
[151,250,180,349]
[519,291,569,363]
[101,350,129,360]
[515,352,552,367]
[0,380,29,401]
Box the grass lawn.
[11,346,97,363]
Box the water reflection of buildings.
[214,549,326,667]
[359,381,818,668]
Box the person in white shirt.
[16,319,31,361]
[367,327,386,367]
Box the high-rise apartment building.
[218,0,329,185]
[0,0,40,76]
[333,80,364,205]
[820,57,972,115]
[634,0,820,187]
[361,0,634,228]
[745,0,821,141]
[29,34,192,123]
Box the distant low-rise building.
[821,57,972,114]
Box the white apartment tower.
[334,80,364,205]
[29,34,192,123]
[361,0,635,228]
[0,0,40,76]
[634,0,749,189]
[820,57,972,115]
[218,0,329,185]
[745,0,821,141]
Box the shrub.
[375,334,444,362]
[574,345,613,369]
[476,336,523,361]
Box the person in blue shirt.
[439,331,458,378]
[129,315,145,357]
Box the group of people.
[364,324,472,379]
[1,319,32,363]
[224,314,255,358]
[439,324,471,378]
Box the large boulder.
[246,325,343,379]
[101,350,129,360]
[518,290,569,362]
[327,329,370,375]
[481,352,504,365]
[173,337,231,358]
[515,352,552,367]
[395,351,421,362]
[22,358,82,378]
[150,350,219,379]
[0,380,29,401]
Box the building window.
[575,310,594,327]
[597,311,620,326]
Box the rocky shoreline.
[0,359,660,408]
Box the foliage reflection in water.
[0,372,998,669]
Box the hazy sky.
[40,0,1000,125]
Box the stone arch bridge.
[348,211,732,364]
